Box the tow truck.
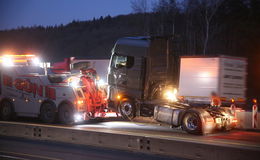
[107,37,245,134]
[0,54,115,124]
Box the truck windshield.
[112,55,127,68]
[111,54,134,69]
[72,62,90,70]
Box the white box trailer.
[178,56,247,105]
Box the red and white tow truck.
[0,55,116,124]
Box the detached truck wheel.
[40,102,57,123]
[0,100,13,121]
[119,100,135,120]
[182,111,202,135]
[58,103,74,124]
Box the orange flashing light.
[205,117,214,123]
[0,54,35,57]
[14,59,27,63]
[231,118,238,123]
[117,95,121,100]
[0,54,36,64]
[77,100,84,105]
[231,98,235,103]
[0,59,28,63]
[253,99,257,104]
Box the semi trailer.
[107,37,246,134]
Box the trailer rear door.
[178,57,219,103]
[219,56,247,103]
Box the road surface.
[1,118,260,159]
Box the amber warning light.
[0,54,40,66]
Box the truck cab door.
[108,54,145,101]
[108,54,128,88]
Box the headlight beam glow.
[164,88,178,102]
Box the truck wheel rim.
[187,116,198,130]
[122,102,132,116]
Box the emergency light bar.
[0,54,41,66]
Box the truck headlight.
[2,56,14,67]
[68,77,81,88]
[74,113,84,122]
[32,57,41,66]
[70,81,80,88]
[163,88,178,102]
[97,79,106,86]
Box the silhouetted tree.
[131,0,148,13]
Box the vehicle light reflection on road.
[208,131,260,144]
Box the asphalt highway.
[1,118,260,159]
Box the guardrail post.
[252,99,258,128]
[230,98,236,117]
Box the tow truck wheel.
[119,100,135,120]
[40,102,57,123]
[58,103,74,124]
[0,100,13,121]
[182,111,202,135]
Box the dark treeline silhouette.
[0,0,259,101]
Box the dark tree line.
[132,0,260,102]
[0,0,259,101]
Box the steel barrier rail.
[236,112,260,129]
[0,121,259,160]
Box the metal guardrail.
[0,121,259,160]
[236,112,260,129]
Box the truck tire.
[119,100,135,120]
[182,111,202,135]
[0,100,13,121]
[58,103,74,124]
[40,102,57,123]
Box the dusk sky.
[0,0,136,30]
